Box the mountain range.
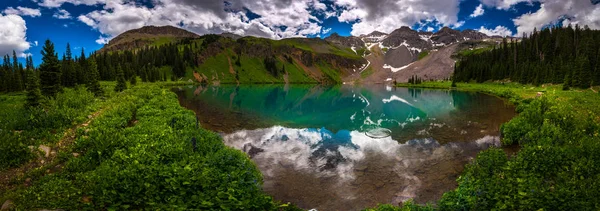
[99,25,506,84]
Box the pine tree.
[129,75,137,86]
[114,64,127,92]
[87,58,103,97]
[39,40,62,97]
[25,68,42,108]
[563,73,571,90]
[78,48,87,85]
[11,51,24,91]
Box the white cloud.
[53,9,71,19]
[479,0,533,10]
[0,14,31,57]
[333,0,463,36]
[322,27,332,34]
[513,0,600,36]
[76,0,324,41]
[478,25,514,37]
[35,0,104,8]
[3,6,42,17]
[470,4,485,18]
[426,27,434,32]
[95,37,110,44]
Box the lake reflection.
[175,85,515,210]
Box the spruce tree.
[77,48,87,85]
[39,40,62,97]
[87,58,103,97]
[129,75,137,86]
[25,68,42,108]
[114,64,127,92]
[12,51,24,91]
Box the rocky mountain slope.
[332,26,499,83]
[100,25,500,84]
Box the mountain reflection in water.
[175,85,515,210]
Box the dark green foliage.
[86,58,103,97]
[408,75,423,84]
[12,86,280,210]
[129,75,137,86]
[12,51,24,91]
[0,131,33,170]
[61,43,76,87]
[0,87,95,169]
[438,96,600,210]
[39,39,62,97]
[114,65,127,92]
[25,69,42,108]
[264,56,281,77]
[454,25,600,88]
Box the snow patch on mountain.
[384,62,413,73]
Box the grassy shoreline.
[2,81,600,210]
[369,82,600,210]
[0,83,301,210]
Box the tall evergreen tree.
[114,64,127,92]
[86,58,103,97]
[12,51,24,91]
[39,39,62,97]
[25,68,42,108]
[129,75,137,86]
[77,48,87,85]
[62,43,77,87]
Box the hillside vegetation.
[92,31,366,85]
[454,25,600,88]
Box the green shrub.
[13,85,279,210]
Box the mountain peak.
[99,25,199,53]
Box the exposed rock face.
[382,26,432,51]
[431,27,464,45]
[359,31,389,43]
[100,25,200,52]
[384,46,418,68]
[461,29,489,40]
[324,33,365,48]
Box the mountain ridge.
[98,25,505,84]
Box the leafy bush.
[13,85,279,210]
[0,131,34,170]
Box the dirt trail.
[0,108,106,194]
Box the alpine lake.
[174,84,516,211]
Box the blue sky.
[0,0,598,65]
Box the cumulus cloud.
[470,4,485,18]
[3,6,42,17]
[332,0,463,36]
[478,25,514,37]
[53,9,71,19]
[0,14,31,57]
[513,0,600,36]
[74,0,324,42]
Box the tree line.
[453,25,600,89]
[0,35,217,107]
[0,40,104,108]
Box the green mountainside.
[95,26,367,84]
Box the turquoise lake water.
[175,85,515,210]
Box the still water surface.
[175,85,515,210]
